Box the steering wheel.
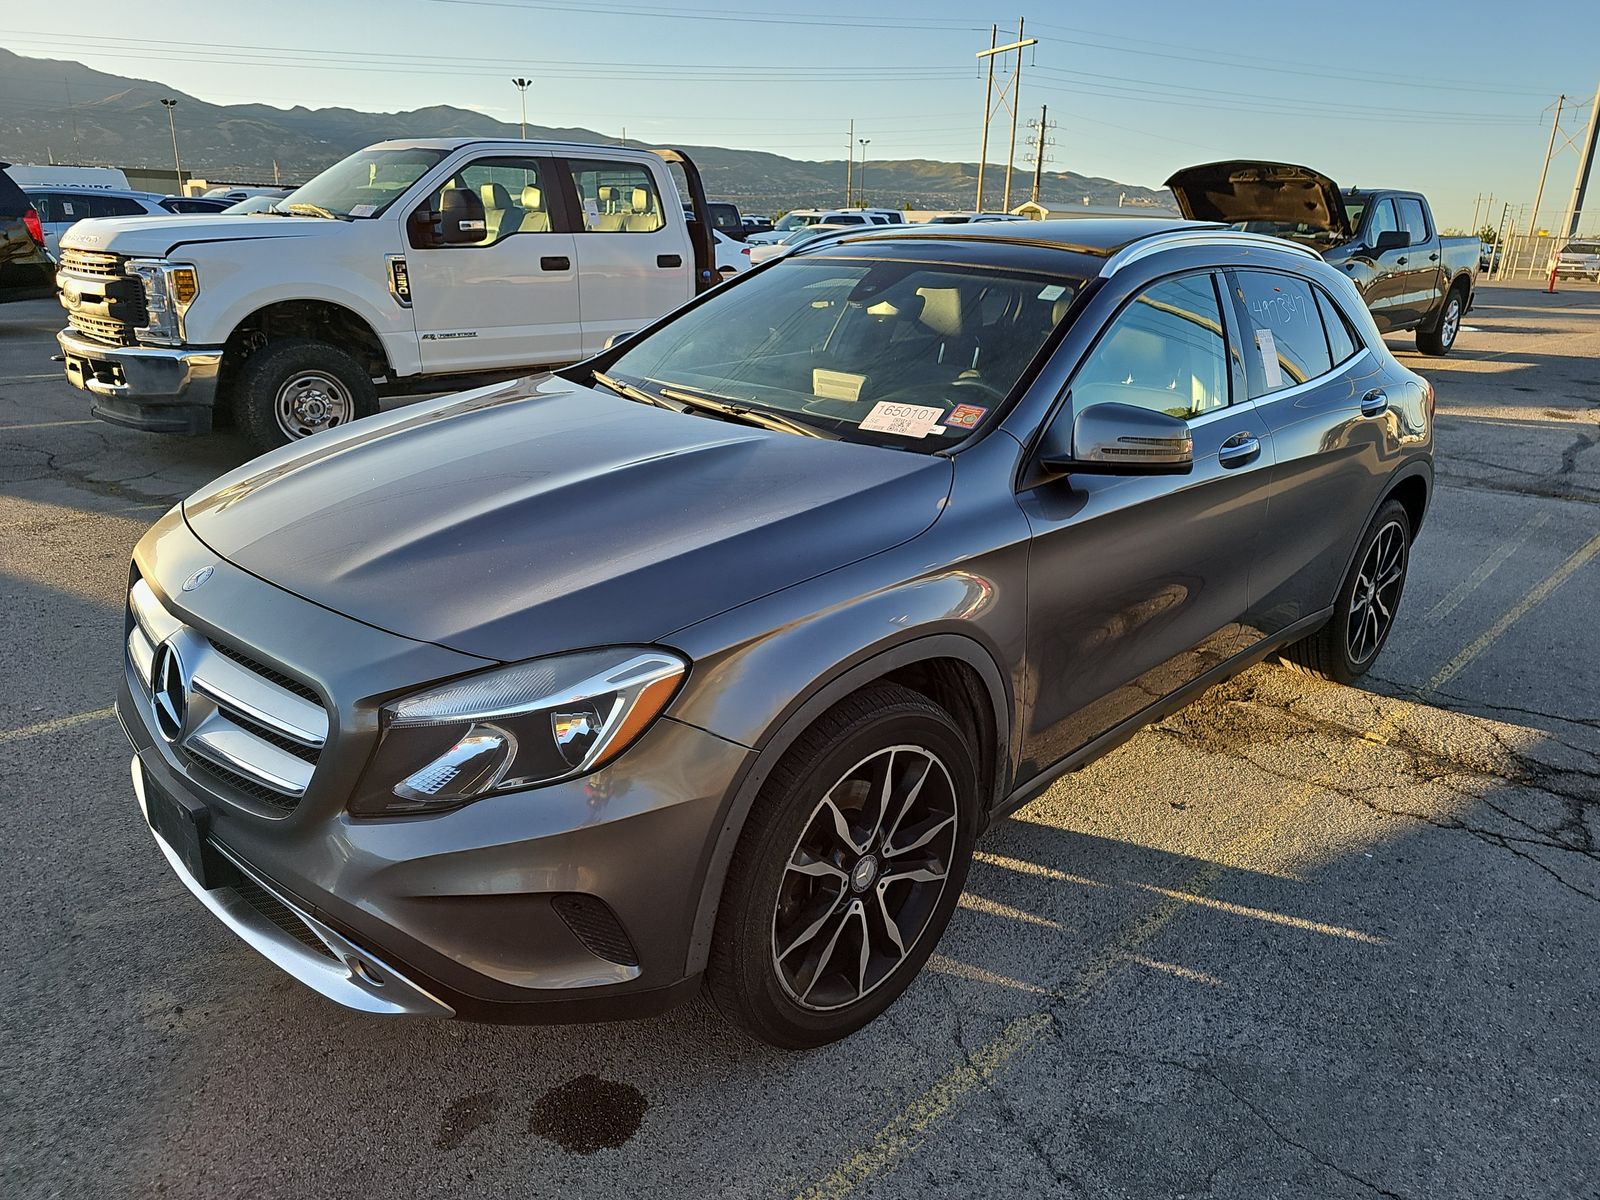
[949,377,1006,402]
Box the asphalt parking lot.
[3,282,1597,1199]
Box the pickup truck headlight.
[350,648,688,816]
[127,259,199,346]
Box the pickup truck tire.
[1279,500,1411,685]
[1416,285,1465,356]
[235,338,379,453]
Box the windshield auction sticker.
[859,401,946,438]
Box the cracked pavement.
[2,282,1597,1199]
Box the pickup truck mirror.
[438,188,487,245]
[1038,400,1194,475]
[1370,229,1409,255]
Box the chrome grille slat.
[187,711,314,796]
[129,579,183,646]
[188,640,328,746]
[128,626,156,687]
[60,247,123,278]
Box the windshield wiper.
[591,369,685,412]
[283,202,347,221]
[656,385,837,439]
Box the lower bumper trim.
[132,756,454,1018]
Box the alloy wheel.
[1348,520,1407,664]
[771,745,959,1011]
[275,372,353,440]
[1440,296,1461,347]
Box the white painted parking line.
[0,419,100,432]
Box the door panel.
[561,158,694,355]
[1017,271,1273,777]
[406,154,582,373]
[1393,197,1441,326]
[1359,198,1406,329]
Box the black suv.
[0,163,53,303]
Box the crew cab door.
[404,153,582,373]
[1352,198,1409,331]
[1391,196,1442,328]
[555,156,695,356]
[1016,270,1275,776]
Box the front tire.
[234,338,378,454]
[1280,500,1412,685]
[706,685,981,1048]
[1416,287,1464,356]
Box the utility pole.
[1027,103,1054,206]
[1523,94,1566,250]
[1003,17,1028,213]
[976,25,996,212]
[1493,201,1513,279]
[160,99,183,190]
[1558,86,1600,240]
[974,21,1036,213]
[858,138,870,206]
[511,78,532,138]
[846,119,854,207]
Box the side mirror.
[602,331,637,350]
[438,188,487,245]
[1039,401,1193,475]
[1370,229,1409,255]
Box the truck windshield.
[775,213,821,232]
[282,147,448,219]
[603,255,1083,452]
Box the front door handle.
[1428,253,1439,262]
[1395,256,1408,266]
[1218,433,1261,467]
[1360,388,1389,417]
[657,254,683,268]
[540,256,571,271]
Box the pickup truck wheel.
[1416,287,1464,356]
[1279,500,1412,685]
[236,338,378,453]
[706,685,979,1048]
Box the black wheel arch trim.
[680,631,1012,979]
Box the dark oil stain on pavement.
[530,1074,647,1154]
[436,1089,504,1151]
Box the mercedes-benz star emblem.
[151,641,188,743]
[181,565,214,592]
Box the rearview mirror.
[438,187,487,245]
[1370,229,1409,254]
[1038,401,1193,475]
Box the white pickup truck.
[54,138,717,450]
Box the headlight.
[350,648,688,817]
[128,259,199,346]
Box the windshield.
[282,147,448,219]
[775,213,821,232]
[1563,241,1600,255]
[604,254,1083,452]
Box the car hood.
[59,214,344,258]
[183,376,955,663]
[1165,160,1352,241]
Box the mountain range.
[0,46,1175,213]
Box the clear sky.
[6,0,1598,232]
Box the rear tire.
[1416,286,1464,356]
[235,338,378,455]
[706,685,980,1048]
[1280,500,1412,685]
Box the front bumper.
[56,327,223,434]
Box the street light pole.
[160,99,183,191]
[511,78,532,139]
[857,139,870,207]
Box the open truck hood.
[1165,161,1352,241]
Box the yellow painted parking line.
[1426,510,1551,624]
[0,418,102,431]
[794,526,1600,1200]
[0,705,116,744]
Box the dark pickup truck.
[1167,161,1478,355]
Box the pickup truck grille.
[58,249,147,346]
[127,575,329,816]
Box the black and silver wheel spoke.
[772,744,958,1012]
[1347,520,1407,665]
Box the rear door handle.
[657,254,683,268]
[1395,256,1408,266]
[540,256,571,271]
[1360,388,1388,417]
[1218,433,1261,467]
[1428,253,1439,261]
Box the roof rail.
[1099,228,1320,278]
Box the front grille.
[184,751,300,813]
[67,310,140,347]
[230,875,338,960]
[208,638,322,704]
[60,247,124,278]
[60,248,146,347]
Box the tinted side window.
[1396,198,1429,244]
[1072,273,1230,419]
[1366,199,1398,244]
[568,160,664,233]
[1233,270,1332,395]
[0,171,30,218]
[93,195,147,218]
[422,157,554,245]
[1315,287,1360,364]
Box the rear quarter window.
[1231,270,1333,395]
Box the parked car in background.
[748,209,893,245]
[26,188,234,257]
[0,163,54,303]
[222,195,287,214]
[1167,161,1479,355]
[742,214,773,233]
[3,164,131,190]
[54,138,720,451]
[714,228,753,275]
[1553,239,1600,281]
[203,186,294,205]
[747,222,851,265]
[161,196,235,214]
[925,212,1029,224]
[117,218,1431,1047]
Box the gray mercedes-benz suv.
[119,219,1433,1046]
